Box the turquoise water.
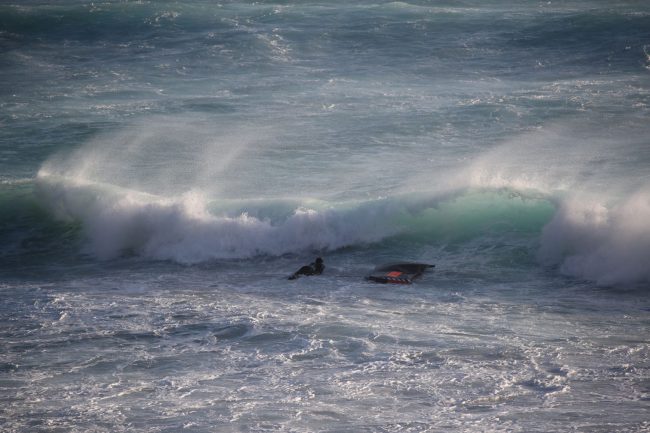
[1,1,649,431]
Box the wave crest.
[32,173,650,287]
[34,174,402,263]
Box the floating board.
[366,263,434,284]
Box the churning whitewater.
[34,117,650,284]
[1,1,649,432]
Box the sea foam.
[34,117,650,286]
[34,173,403,263]
[538,187,650,286]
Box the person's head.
[315,257,323,264]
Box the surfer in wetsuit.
[288,257,324,280]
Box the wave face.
[34,171,555,264]
[23,110,647,287]
[30,125,650,287]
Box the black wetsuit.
[289,260,324,280]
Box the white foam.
[538,186,650,286]
[455,121,650,286]
[35,173,401,263]
[32,115,415,262]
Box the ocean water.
[1,0,649,431]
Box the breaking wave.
[28,169,650,287]
[19,114,650,288]
[538,187,650,286]
[34,173,401,263]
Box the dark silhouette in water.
[366,262,434,284]
[288,257,324,280]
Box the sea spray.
[539,186,650,285]
[36,165,556,264]
[34,173,406,262]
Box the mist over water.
[1,1,649,432]
[33,114,650,284]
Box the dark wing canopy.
[373,263,434,273]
